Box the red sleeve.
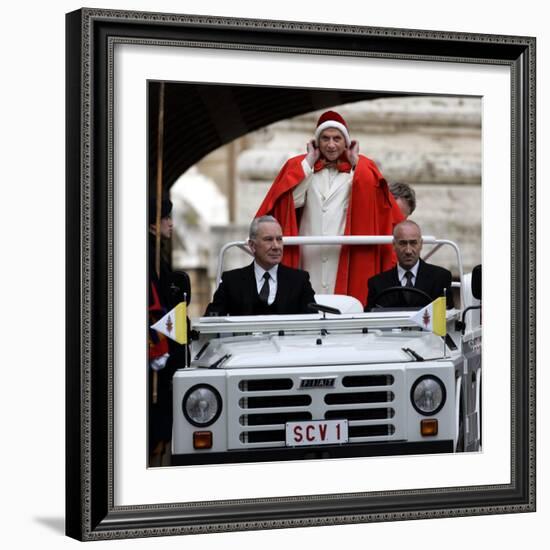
[335,156,402,305]
[255,155,308,268]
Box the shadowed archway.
[148,81,406,193]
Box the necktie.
[403,271,413,305]
[259,272,270,303]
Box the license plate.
[285,419,348,447]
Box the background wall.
[0,1,545,548]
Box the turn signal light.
[193,431,213,449]
[420,419,438,436]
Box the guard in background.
[389,181,416,218]
[148,197,191,466]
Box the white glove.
[150,353,169,371]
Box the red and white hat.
[314,110,351,146]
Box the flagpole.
[443,289,447,358]
[184,293,189,369]
[154,81,165,278]
[152,82,166,405]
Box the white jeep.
[171,236,481,465]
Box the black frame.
[66,8,536,541]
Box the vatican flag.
[151,302,188,344]
[410,296,447,337]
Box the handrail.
[195,309,461,335]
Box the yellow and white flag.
[410,296,447,336]
[151,302,188,344]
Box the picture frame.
[65,7,536,541]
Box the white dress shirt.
[292,158,354,294]
[397,260,420,287]
[253,262,278,305]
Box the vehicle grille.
[227,370,403,449]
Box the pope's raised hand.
[346,140,360,168]
[305,139,321,168]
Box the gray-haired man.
[205,216,316,316]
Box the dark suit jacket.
[205,262,316,316]
[366,259,453,310]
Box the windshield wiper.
[209,354,231,369]
[402,347,425,361]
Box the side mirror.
[471,265,481,300]
[169,270,191,305]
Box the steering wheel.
[371,286,433,309]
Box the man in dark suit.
[205,216,316,316]
[366,220,454,310]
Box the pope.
[255,110,404,306]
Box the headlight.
[183,384,222,427]
[411,375,446,416]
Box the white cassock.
[292,159,353,294]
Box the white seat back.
[314,294,363,314]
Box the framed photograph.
[66,8,535,541]
[145,79,484,469]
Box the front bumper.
[170,439,453,466]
